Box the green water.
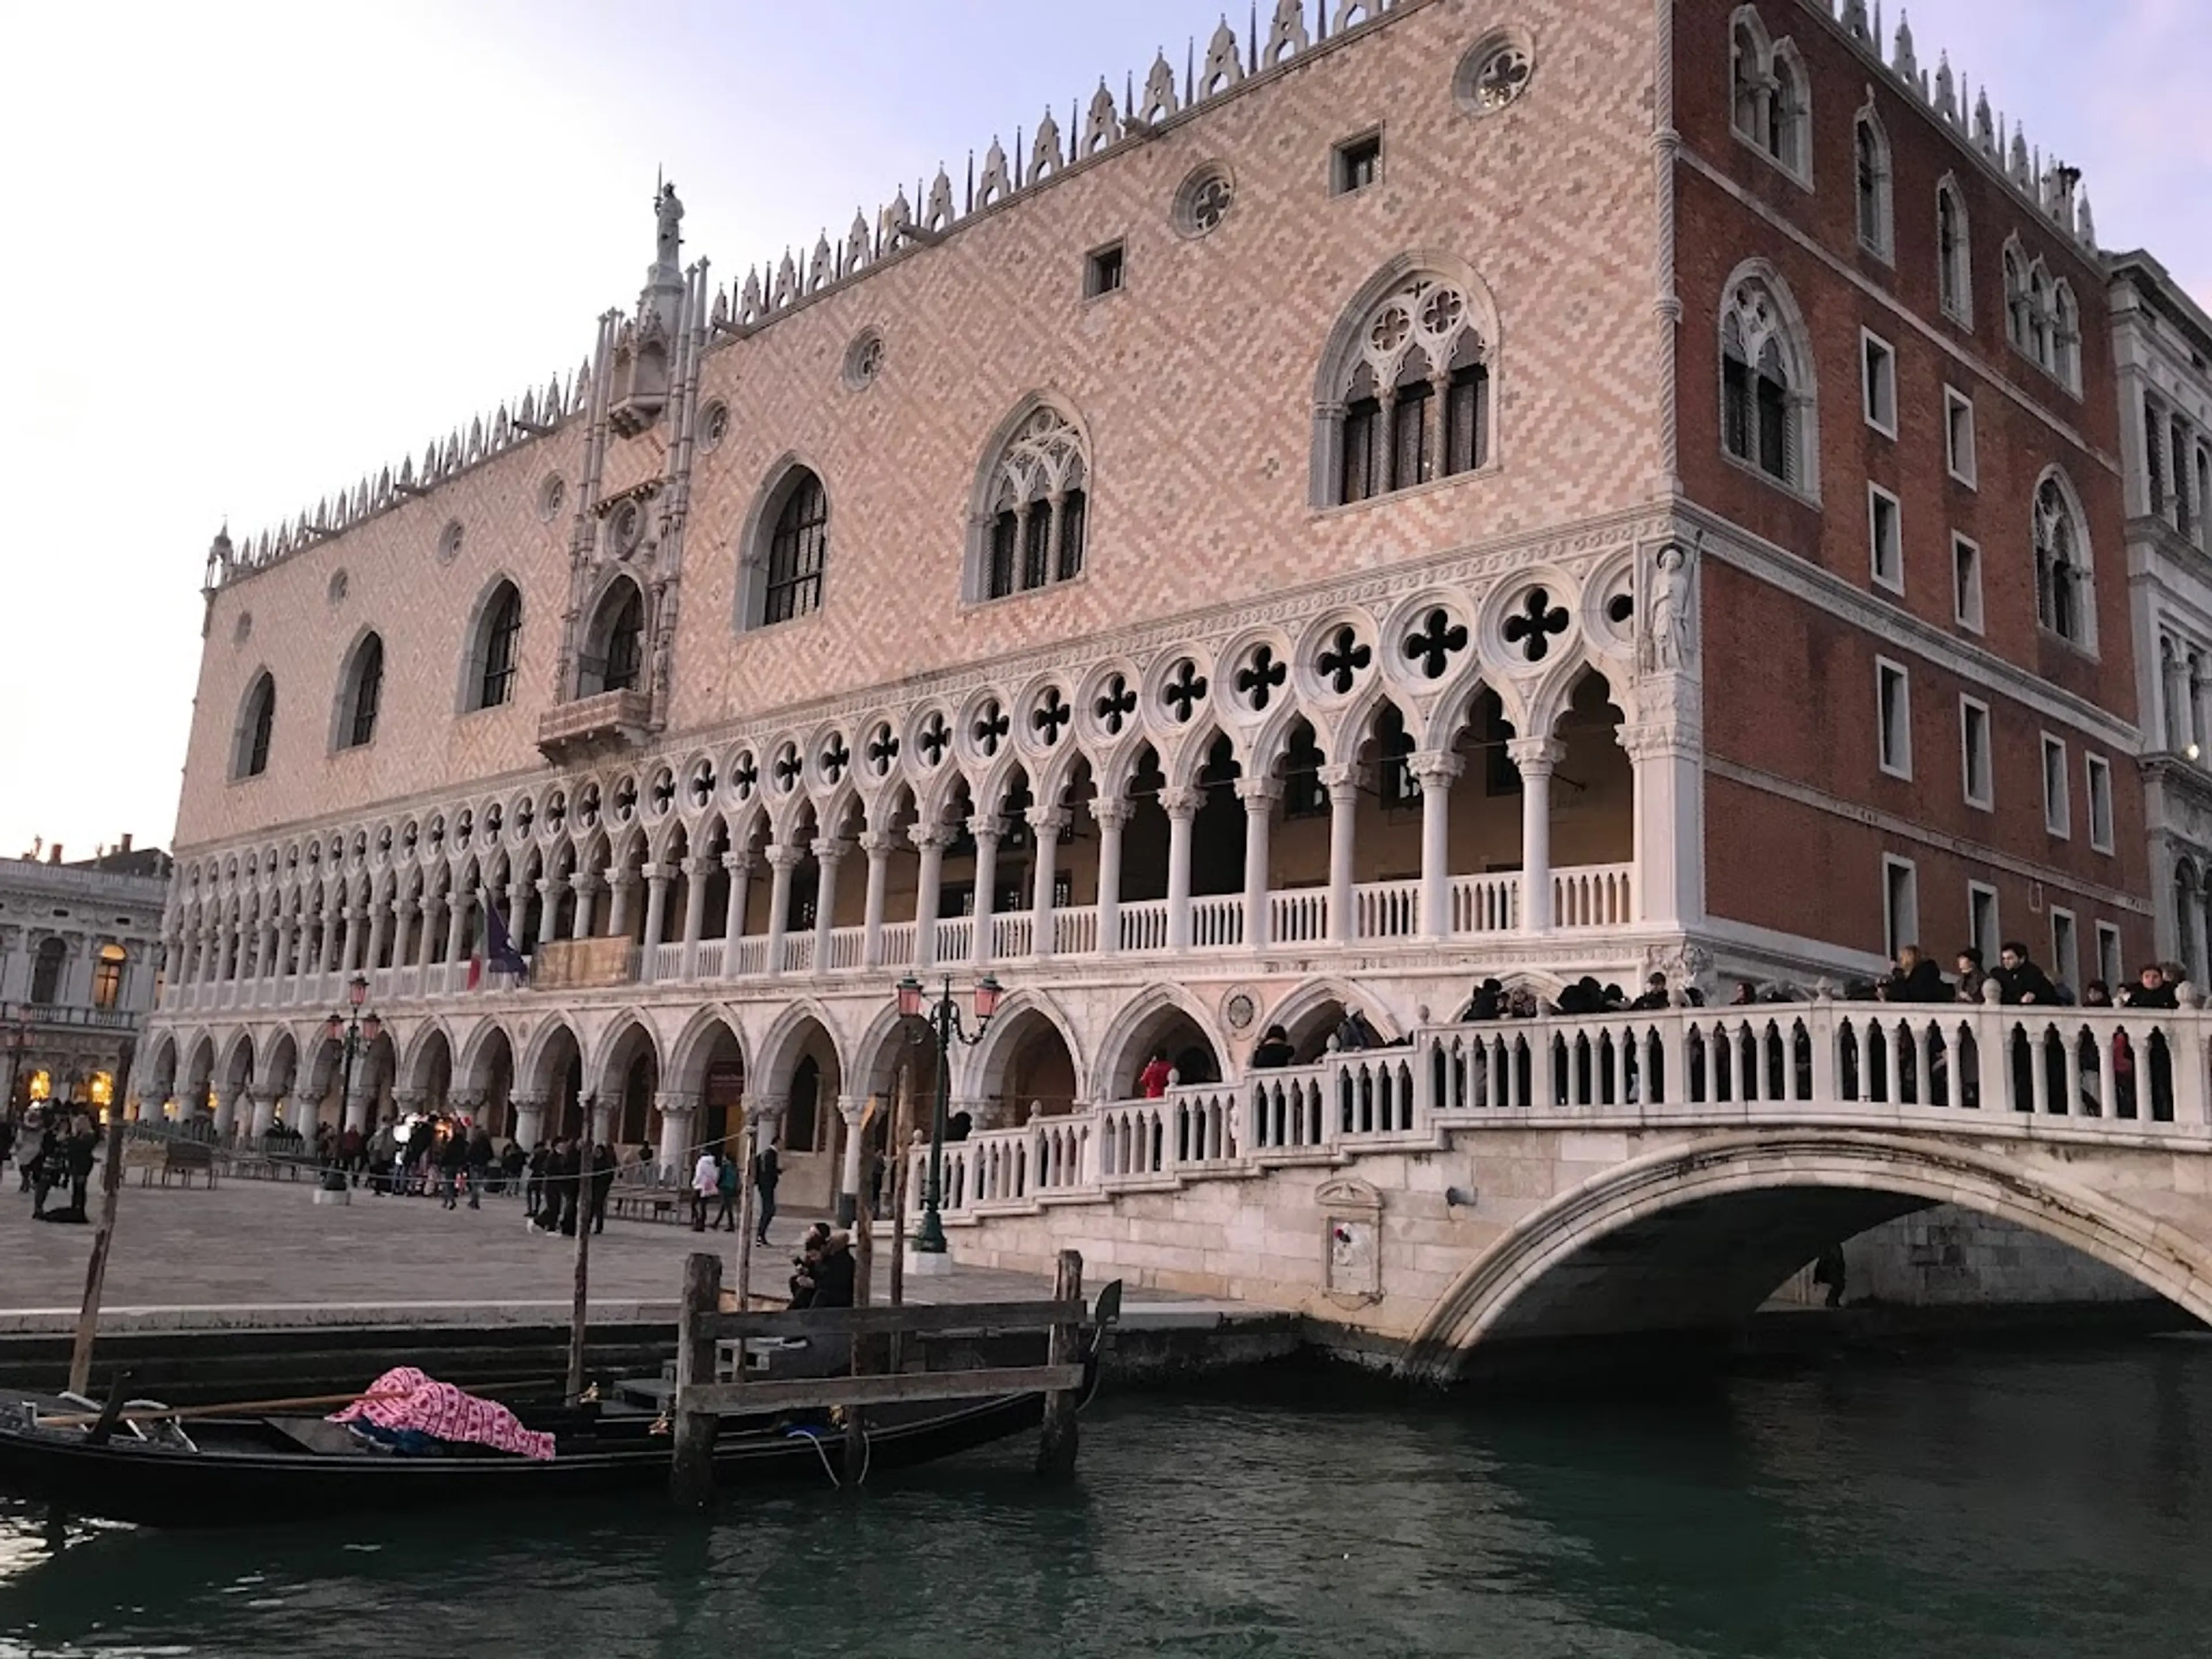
[3,1342,2211,1658]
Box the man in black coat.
[1884,945,1950,1002]
[1992,941,2059,1005]
[588,1143,618,1234]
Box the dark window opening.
[346,635,384,748]
[764,471,828,624]
[1334,133,1381,195]
[479,585,522,709]
[1085,243,1124,298]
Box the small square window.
[1862,331,1897,436]
[1944,387,1978,487]
[2086,753,2115,853]
[2050,907,2079,995]
[1883,856,1920,959]
[1869,484,1903,592]
[1969,881,2000,965]
[1960,696,1993,809]
[2097,921,2123,988]
[1332,132,1382,195]
[1877,658,1912,780]
[1952,534,1984,633]
[1084,242,1125,299]
[2041,734,2071,838]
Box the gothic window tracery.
[1937,180,1971,323]
[582,580,646,695]
[472,581,522,711]
[1335,275,1491,505]
[234,672,276,780]
[979,404,1089,600]
[2033,471,2092,647]
[1729,10,1808,178]
[1720,273,1813,491]
[1854,111,1893,259]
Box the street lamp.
[322,973,382,1181]
[895,972,1002,1253]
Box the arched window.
[2052,281,2081,391]
[338,632,384,749]
[2034,471,2093,647]
[764,471,828,623]
[2028,267,2052,367]
[1333,276,1491,505]
[233,672,276,779]
[581,580,646,695]
[980,406,1089,599]
[29,938,65,1006]
[1728,10,1807,177]
[92,944,125,1010]
[1936,180,1971,323]
[470,581,523,710]
[1854,112,1892,258]
[1720,271,1814,492]
[2004,245,2030,349]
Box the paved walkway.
[0,1175,1248,1336]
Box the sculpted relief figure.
[1644,540,1696,673]
[655,182,684,270]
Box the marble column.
[835,1094,867,1226]
[720,853,754,978]
[679,856,711,978]
[1163,787,1199,952]
[443,891,471,965]
[860,831,892,968]
[1510,737,1564,935]
[1623,713,1703,929]
[655,1091,698,1180]
[912,827,946,971]
[536,878,563,950]
[969,817,1002,966]
[1029,808,1067,960]
[639,863,672,980]
[1323,764,1359,947]
[1236,779,1278,952]
[571,876,602,941]
[246,1092,274,1139]
[1092,800,1127,957]
[1412,751,1463,941]
[607,872,638,941]
[763,844,801,976]
[812,838,846,971]
[416,896,443,969]
[511,1093,547,1149]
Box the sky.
[0,0,2202,865]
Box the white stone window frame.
[1726,6,1812,189]
[2040,731,2071,839]
[1943,385,1978,488]
[1859,327,1897,438]
[1853,100,1895,265]
[733,454,833,636]
[964,397,1094,606]
[1718,262,1821,507]
[1310,255,1502,512]
[1936,175,1973,329]
[1968,880,2000,967]
[2003,238,2083,400]
[1959,694,1993,810]
[1876,656,1912,781]
[2085,751,2115,854]
[2032,466,2098,655]
[1868,482,1903,594]
[1882,854,1920,960]
[1951,532,1984,635]
[2049,905,2080,994]
[329,626,385,755]
[457,574,525,717]
[2096,920,2123,988]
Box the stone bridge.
[915,1000,2212,1379]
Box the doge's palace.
[141,0,2153,1212]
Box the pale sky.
[0,0,2201,864]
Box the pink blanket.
[328,1366,556,1461]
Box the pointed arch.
[1089,982,1230,1103]
[2033,465,2096,649]
[1936,174,1972,325]
[577,574,646,696]
[1312,252,1498,507]
[1853,102,1893,260]
[736,452,830,631]
[754,997,850,1100]
[966,393,1092,601]
[332,628,385,751]
[232,669,277,780]
[461,575,525,713]
[957,988,1089,1109]
[667,1004,749,1097]
[1728,6,1809,179]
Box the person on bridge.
[1993,942,2059,1005]
[2124,964,2180,1011]
[1883,946,1949,1002]
[1251,1024,1298,1067]
[1458,980,1506,1021]
[1628,974,1671,1012]
[1952,948,1987,1004]
[1139,1051,1174,1097]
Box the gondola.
[0,1287,1121,1528]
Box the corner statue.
[654,181,684,270]
[1643,540,1696,673]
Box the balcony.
[0,1001,139,1032]
[536,688,652,762]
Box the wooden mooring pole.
[67,1113,129,1397]
[1036,1249,1082,1480]
[670,1251,722,1508]
[566,1149,592,1403]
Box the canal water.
[2,1339,2211,1658]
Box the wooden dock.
[669,1248,1094,1505]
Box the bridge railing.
[908,1000,2212,1222]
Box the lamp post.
[322,973,381,1181]
[895,972,1002,1253]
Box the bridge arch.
[1401,1130,2212,1384]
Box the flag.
[479,902,530,984]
